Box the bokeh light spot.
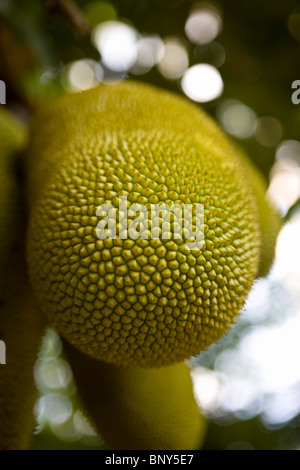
[51,418,82,442]
[35,358,73,391]
[181,64,223,102]
[92,21,138,72]
[157,38,189,80]
[185,6,222,44]
[240,319,300,394]
[63,60,103,92]
[276,140,300,167]
[191,367,221,409]
[73,410,98,437]
[267,140,300,215]
[131,35,164,75]
[38,329,62,359]
[217,99,257,138]
[36,394,73,425]
[273,212,300,281]
[254,116,283,147]
[267,164,300,216]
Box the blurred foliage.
[1,0,300,450]
[1,0,299,175]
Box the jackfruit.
[64,341,206,450]
[0,243,45,449]
[25,81,277,367]
[0,108,45,449]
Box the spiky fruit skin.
[0,109,44,450]
[64,341,206,450]
[26,81,261,367]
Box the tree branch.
[44,0,91,38]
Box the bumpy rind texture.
[26,81,262,367]
[0,108,45,449]
[64,341,206,450]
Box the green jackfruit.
[0,244,44,449]
[26,81,276,368]
[0,108,45,450]
[64,341,206,450]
